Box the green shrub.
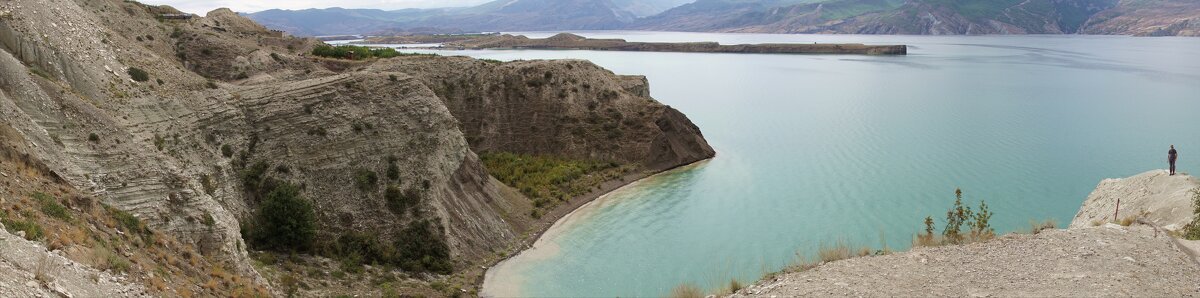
[394,220,452,274]
[330,232,394,267]
[200,174,216,195]
[355,169,378,192]
[250,182,316,252]
[386,157,400,181]
[88,133,100,142]
[385,186,419,215]
[33,192,71,221]
[920,189,996,246]
[241,162,270,195]
[942,189,971,244]
[203,212,216,229]
[127,67,150,82]
[221,144,234,158]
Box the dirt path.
[734,225,1200,297]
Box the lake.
[388,32,1200,297]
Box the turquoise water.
[410,32,1200,297]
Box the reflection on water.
[456,32,1200,297]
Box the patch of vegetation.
[320,219,450,274]
[107,205,151,241]
[200,174,216,195]
[1185,188,1200,240]
[354,169,378,191]
[310,44,436,60]
[32,192,71,221]
[385,186,420,215]
[221,144,234,158]
[1,216,45,240]
[915,188,995,247]
[393,220,452,274]
[1027,219,1057,235]
[28,66,52,80]
[202,211,216,229]
[480,152,626,209]
[88,133,100,142]
[670,284,705,298]
[386,156,400,181]
[245,181,316,252]
[153,134,165,151]
[240,161,271,195]
[127,67,150,82]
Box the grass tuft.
[669,283,705,298]
[1028,219,1057,234]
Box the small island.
[368,33,908,55]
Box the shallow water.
[401,32,1200,297]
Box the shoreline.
[473,158,714,295]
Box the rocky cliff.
[0,0,713,296]
[1071,170,1199,231]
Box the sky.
[142,0,494,15]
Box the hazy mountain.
[247,0,1200,37]
[611,0,697,17]
[247,0,695,36]
[634,0,1200,36]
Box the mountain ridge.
[245,0,1200,37]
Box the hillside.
[246,0,1200,37]
[735,170,1200,297]
[0,0,713,296]
[635,0,1200,36]
[246,0,690,36]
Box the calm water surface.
[398,32,1200,297]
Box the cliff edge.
[1071,170,1198,231]
[735,170,1200,297]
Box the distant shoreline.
[363,33,908,55]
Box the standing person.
[1168,145,1178,176]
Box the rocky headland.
[735,170,1200,297]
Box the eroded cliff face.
[0,0,714,295]
[370,57,715,172]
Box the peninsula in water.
[368,33,908,55]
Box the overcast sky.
[142,0,493,15]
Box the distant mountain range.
[246,0,691,36]
[245,0,1200,37]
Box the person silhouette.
[1168,145,1178,176]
